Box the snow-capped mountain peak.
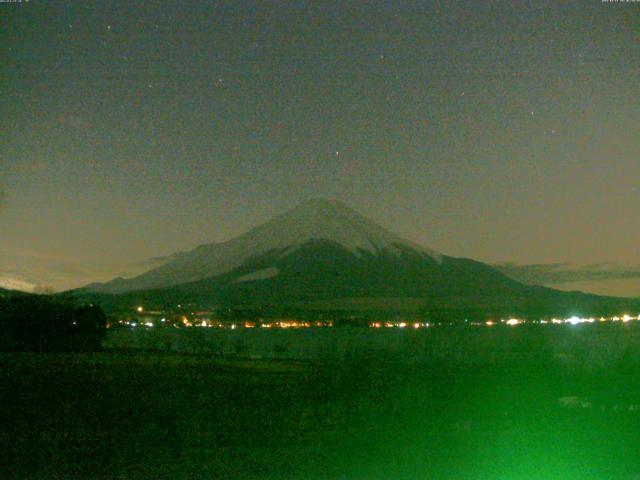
[88,199,441,293]
[240,198,439,258]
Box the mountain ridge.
[79,199,640,318]
[87,199,442,294]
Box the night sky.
[1,1,639,294]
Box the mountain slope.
[82,199,640,317]
[88,199,441,294]
[175,239,520,300]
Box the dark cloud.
[494,263,640,286]
[137,253,184,269]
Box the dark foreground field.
[2,343,640,479]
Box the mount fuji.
[89,199,445,294]
[84,199,638,317]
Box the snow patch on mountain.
[234,267,280,283]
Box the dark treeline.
[0,293,106,351]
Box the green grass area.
[2,342,640,479]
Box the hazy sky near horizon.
[1,1,639,294]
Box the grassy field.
[3,326,640,479]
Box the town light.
[566,316,581,325]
